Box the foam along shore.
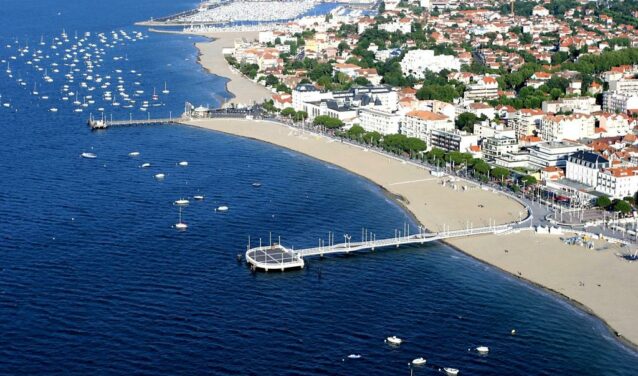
[193,31,272,107]
[184,117,638,350]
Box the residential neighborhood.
[220,0,638,210]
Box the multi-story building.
[603,91,638,113]
[463,77,499,101]
[528,141,587,169]
[540,114,595,142]
[429,129,478,152]
[400,50,461,78]
[595,113,636,137]
[483,136,519,161]
[597,167,638,199]
[358,107,402,135]
[541,96,600,115]
[511,109,545,140]
[402,110,453,143]
[566,151,610,188]
[609,78,638,93]
[292,84,398,118]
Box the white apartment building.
[483,136,519,161]
[595,113,635,137]
[609,78,638,93]
[464,77,499,101]
[400,50,461,79]
[430,0,459,9]
[429,129,478,152]
[603,91,638,113]
[512,109,545,140]
[358,108,402,135]
[528,141,587,169]
[540,114,595,142]
[566,151,610,188]
[597,167,638,199]
[402,110,454,143]
[292,84,332,111]
[378,19,412,34]
[541,96,600,115]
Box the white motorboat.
[178,161,188,166]
[216,205,229,212]
[385,336,402,346]
[81,152,97,159]
[347,354,361,359]
[50,108,58,112]
[154,173,165,179]
[252,182,262,188]
[411,357,427,366]
[128,151,140,157]
[193,195,204,200]
[174,199,189,206]
[175,207,188,230]
[444,368,459,376]
[476,346,489,354]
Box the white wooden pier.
[245,224,512,272]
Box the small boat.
[444,368,459,376]
[385,336,402,346]
[50,108,58,112]
[128,151,140,157]
[175,207,187,230]
[252,182,262,188]
[193,195,204,201]
[154,173,165,180]
[81,152,97,159]
[178,161,188,167]
[140,163,151,168]
[476,346,489,354]
[174,199,189,206]
[347,354,361,359]
[216,205,229,212]
[162,81,170,94]
[411,357,427,366]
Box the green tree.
[347,124,366,139]
[491,167,510,181]
[354,76,371,86]
[472,159,490,175]
[613,199,632,214]
[520,175,537,186]
[281,107,296,118]
[264,74,279,87]
[596,196,612,208]
[313,115,344,129]
[455,112,480,132]
[294,111,308,122]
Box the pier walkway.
[88,117,179,129]
[246,224,512,271]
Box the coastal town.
[167,0,638,221]
[140,0,638,351]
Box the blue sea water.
[1,1,638,375]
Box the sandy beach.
[193,31,272,107]
[183,117,638,349]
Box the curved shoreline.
[151,26,638,351]
[181,117,638,352]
